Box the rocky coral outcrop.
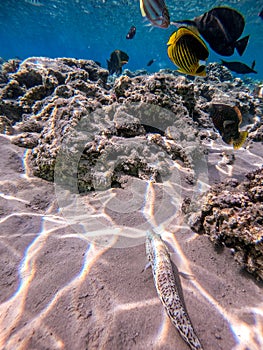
[0,57,110,123]
[0,56,263,281]
[0,58,262,191]
[184,168,263,281]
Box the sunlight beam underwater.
[0,239,108,349]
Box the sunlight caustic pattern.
[0,100,263,349]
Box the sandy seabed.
[0,57,263,349]
[0,131,262,350]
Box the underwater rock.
[0,57,110,124]
[26,69,208,187]
[250,124,263,141]
[205,62,233,82]
[0,57,262,193]
[0,99,24,124]
[0,116,14,135]
[185,168,263,281]
[11,132,39,148]
[113,73,197,115]
[32,101,198,189]
[0,79,25,99]
[1,59,21,76]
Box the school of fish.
[108,1,258,80]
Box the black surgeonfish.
[167,27,209,77]
[259,8,263,20]
[107,50,129,75]
[126,25,136,39]
[140,0,170,28]
[209,104,248,149]
[221,59,257,74]
[173,7,249,56]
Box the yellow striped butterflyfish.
[167,27,209,77]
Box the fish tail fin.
[233,131,248,149]
[235,35,249,56]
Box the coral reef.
[0,57,109,123]
[0,57,263,280]
[184,168,263,281]
[0,58,262,187]
[0,60,261,181]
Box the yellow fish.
[167,27,209,77]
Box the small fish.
[173,7,249,56]
[167,27,209,77]
[140,0,170,28]
[221,59,257,74]
[107,50,129,75]
[209,104,248,149]
[146,230,203,350]
[259,8,263,20]
[126,25,136,39]
[147,58,156,66]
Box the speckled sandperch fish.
[146,230,203,350]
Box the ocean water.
[0,0,263,80]
[1,2,263,349]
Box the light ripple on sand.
[0,130,263,349]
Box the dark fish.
[209,103,248,149]
[126,25,136,39]
[107,50,129,75]
[140,0,170,28]
[173,7,249,56]
[259,8,263,19]
[196,7,249,56]
[221,59,257,74]
[167,27,209,77]
[147,58,156,66]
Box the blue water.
[0,0,263,80]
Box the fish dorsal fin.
[172,20,200,35]
[251,60,256,69]
[234,106,242,123]
[167,30,178,46]
[167,26,198,45]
